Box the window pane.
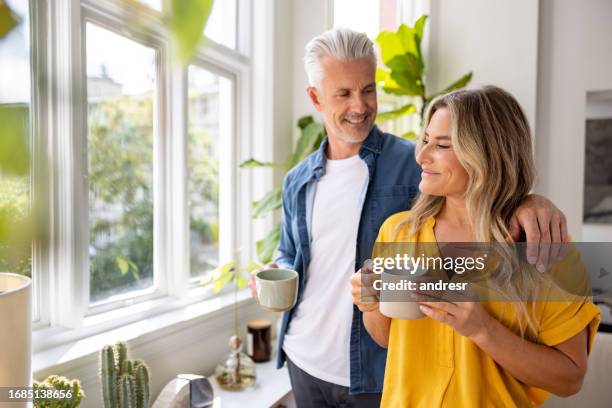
[0,0,32,279]
[205,0,237,49]
[86,24,156,304]
[333,0,413,38]
[188,65,231,279]
[333,0,381,39]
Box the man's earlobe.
[307,86,322,111]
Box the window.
[187,65,234,280]
[333,0,381,39]
[0,0,34,314]
[333,0,423,39]
[16,0,254,339]
[86,23,157,305]
[205,0,237,49]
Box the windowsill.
[33,289,253,374]
[208,358,293,408]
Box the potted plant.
[33,375,84,408]
[202,257,258,390]
[99,341,150,408]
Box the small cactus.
[119,374,135,408]
[33,375,84,408]
[101,346,118,407]
[116,342,128,371]
[100,342,150,408]
[135,364,150,408]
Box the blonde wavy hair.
[405,86,540,337]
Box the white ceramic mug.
[255,268,298,312]
[379,268,426,320]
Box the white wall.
[291,0,331,138]
[536,0,612,239]
[427,0,539,134]
[426,0,612,240]
[251,0,297,241]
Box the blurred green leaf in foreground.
[0,1,20,39]
[0,105,32,276]
[167,0,214,64]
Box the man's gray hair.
[304,28,377,87]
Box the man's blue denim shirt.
[274,125,422,394]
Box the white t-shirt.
[282,153,369,386]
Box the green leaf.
[210,261,236,292]
[236,276,248,289]
[245,262,261,272]
[213,272,234,293]
[0,2,20,39]
[390,71,424,97]
[256,225,281,264]
[413,15,429,58]
[239,158,280,168]
[386,53,423,78]
[376,103,417,124]
[116,256,130,275]
[414,15,428,44]
[297,115,314,130]
[0,105,30,176]
[168,0,214,64]
[286,121,325,169]
[252,188,282,219]
[200,260,234,285]
[376,30,405,66]
[381,86,416,96]
[378,62,425,97]
[397,24,418,56]
[215,261,235,279]
[429,72,473,100]
[376,68,404,91]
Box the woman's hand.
[418,300,494,342]
[352,261,391,347]
[350,261,380,313]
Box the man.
[250,28,568,407]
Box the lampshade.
[0,272,32,407]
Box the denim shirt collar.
[308,125,384,179]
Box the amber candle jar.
[246,319,272,362]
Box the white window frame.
[82,2,170,315]
[30,0,255,351]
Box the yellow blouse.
[377,211,601,408]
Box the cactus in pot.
[100,341,150,408]
[33,375,84,408]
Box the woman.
[351,86,600,407]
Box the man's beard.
[334,113,373,144]
[335,129,370,144]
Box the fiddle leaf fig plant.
[240,116,326,264]
[376,15,473,137]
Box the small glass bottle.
[214,335,256,391]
